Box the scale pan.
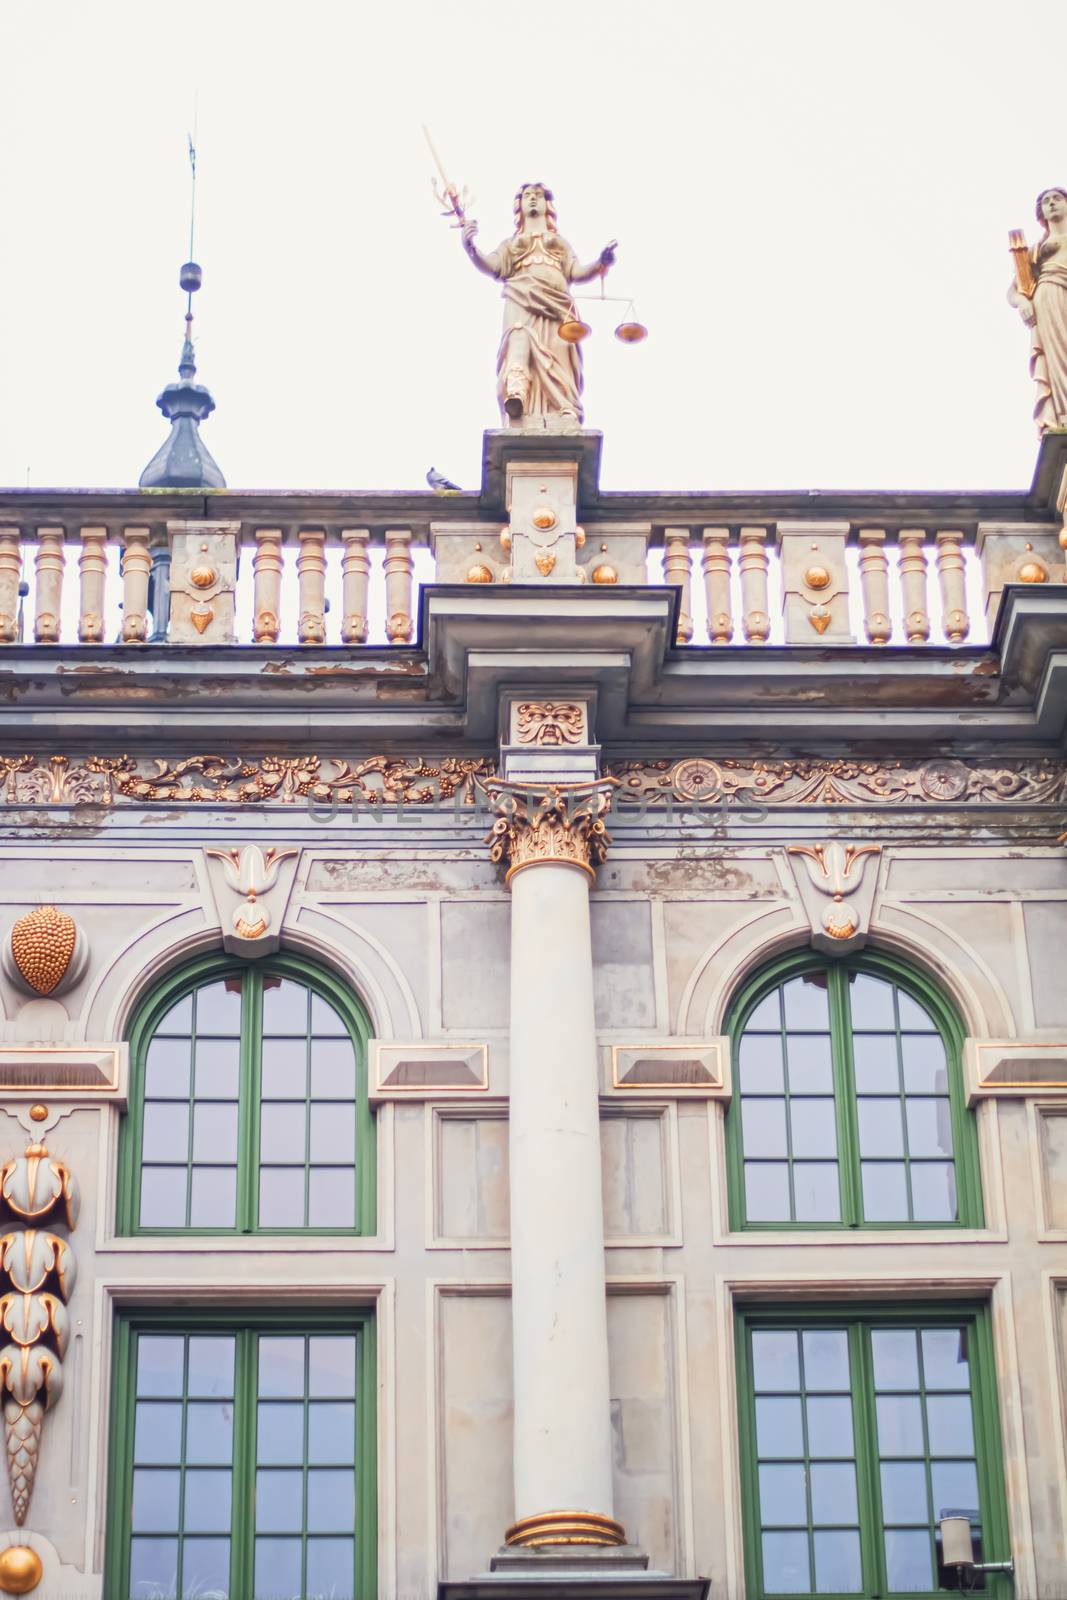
[615,320,648,343]
[559,319,592,343]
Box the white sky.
[1,0,1064,496]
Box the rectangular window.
[108,1313,376,1600]
[736,1306,1010,1598]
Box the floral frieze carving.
[609,756,1067,807]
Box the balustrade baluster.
[384,528,414,644]
[0,528,21,643]
[935,529,969,644]
[77,526,108,643]
[702,527,733,644]
[120,526,151,643]
[297,528,328,644]
[897,528,931,643]
[739,526,770,643]
[34,528,65,643]
[857,528,891,645]
[663,527,694,643]
[340,527,370,644]
[252,527,283,644]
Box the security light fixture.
[939,1513,1014,1591]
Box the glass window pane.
[802,1331,849,1392]
[132,1468,181,1531]
[306,1468,355,1532]
[785,1035,833,1095]
[183,1468,232,1532]
[193,1039,240,1100]
[188,1338,235,1398]
[926,1395,975,1456]
[745,1163,791,1222]
[130,1537,179,1598]
[810,1462,858,1525]
[792,1163,840,1222]
[145,1038,191,1099]
[311,993,349,1035]
[848,973,896,1029]
[921,1328,970,1390]
[861,1161,908,1221]
[257,1403,305,1465]
[310,1038,357,1100]
[881,1459,929,1523]
[137,1336,186,1397]
[309,1104,355,1164]
[136,1402,184,1464]
[739,1034,785,1095]
[254,1536,302,1599]
[930,1459,979,1519]
[306,1538,354,1599]
[756,1396,804,1457]
[852,1034,899,1094]
[759,1463,807,1525]
[742,1099,788,1158]
[762,1530,810,1594]
[140,1167,188,1229]
[746,991,781,1029]
[142,1104,190,1163]
[789,1100,837,1159]
[857,1098,904,1158]
[193,1103,239,1163]
[156,995,193,1034]
[189,1166,238,1230]
[871,1329,919,1392]
[752,1331,801,1392]
[186,1402,235,1465]
[806,1396,854,1458]
[261,1038,307,1100]
[876,1394,925,1456]
[906,1098,953,1158]
[181,1537,230,1600]
[782,975,830,1030]
[261,978,309,1036]
[309,1337,357,1399]
[261,1104,307,1164]
[884,1527,935,1591]
[256,1468,304,1531]
[901,1033,948,1093]
[308,1168,355,1229]
[910,1162,957,1222]
[195,980,242,1036]
[813,1528,862,1593]
[308,1401,356,1464]
[259,1338,306,1397]
[260,1168,306,1229]
[898,991,937,1031]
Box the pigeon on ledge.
[427,467,462,493]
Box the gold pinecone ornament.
[10,909,78,996]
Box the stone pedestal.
[166,521,238,644]
[975,522,1063,630]
[777,520,853,642]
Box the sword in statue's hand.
[422,124,475,229]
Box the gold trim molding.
[483,779,616,883]
[505,1510,627,1548]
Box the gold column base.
[505,1510,627,1548]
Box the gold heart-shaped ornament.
[11,906,77,994]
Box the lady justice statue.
[1009,187,1067,433]
[461,182,617,427]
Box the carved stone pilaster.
[483,779,616,884]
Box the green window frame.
[725,951,982,1230]
[735,1303,1011,1599]
[105,1307,377,1600]
[118,952,375,1236]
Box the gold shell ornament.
[9,909,76,996]
[466,565,493,584]
[190,564,217,589]
[0,1546,43,1594]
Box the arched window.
[119,954,374,1234]
[725,952,981,1229]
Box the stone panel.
[607,1290,678,1573]
[437,1112,509,1241]
[887,856,1067,890]
[601,1110,670,1238]
[0,854,198,892]
[1040,1108,1067,1230]
[441,901,510,1029]
[1025,903,1067,1026]
[591,900,656,1029]
[438,1290,514,1579]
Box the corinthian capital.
[482,778,617,885]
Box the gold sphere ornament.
[591,563,618,585]
[804,565,831,590]
[190,565,217,589]
[28,1105,48,1124]
[531,507,557,531]
[0,1545,43,1594]
[558,318,591,343]
[1018,560,1048,584]
[465,564,493,584]
[10,907,77,995]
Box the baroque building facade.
[0,422,1065,1599]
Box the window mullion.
[830,967,863,1226]
[231,1329,258,1598]
[237,969,262,1232]
[850,1322,885,1599]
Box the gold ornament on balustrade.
[804,565,831,590]
[591,563,618,584]
[190,564,217,589]
[531,507,557,531]
[466,564,494,584]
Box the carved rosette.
[0,1146,78,1527]
[483,778,617,884]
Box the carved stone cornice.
[483,778,617,884]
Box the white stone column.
[486,779,625,1552]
